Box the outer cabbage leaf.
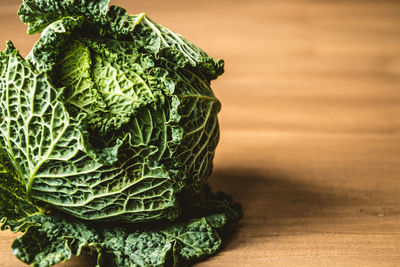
[3,183,240,267]
[100,213,228,267]
[0,149,39,232]
[106,6,224,80]
[18,0,110,34]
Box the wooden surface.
[1,0,400,266]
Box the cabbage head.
[0,0,241,266]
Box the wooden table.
[1,0,400,266]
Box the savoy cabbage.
[0,0,241,266]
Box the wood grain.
[0,0,400,266]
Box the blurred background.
[1,0,400,266]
